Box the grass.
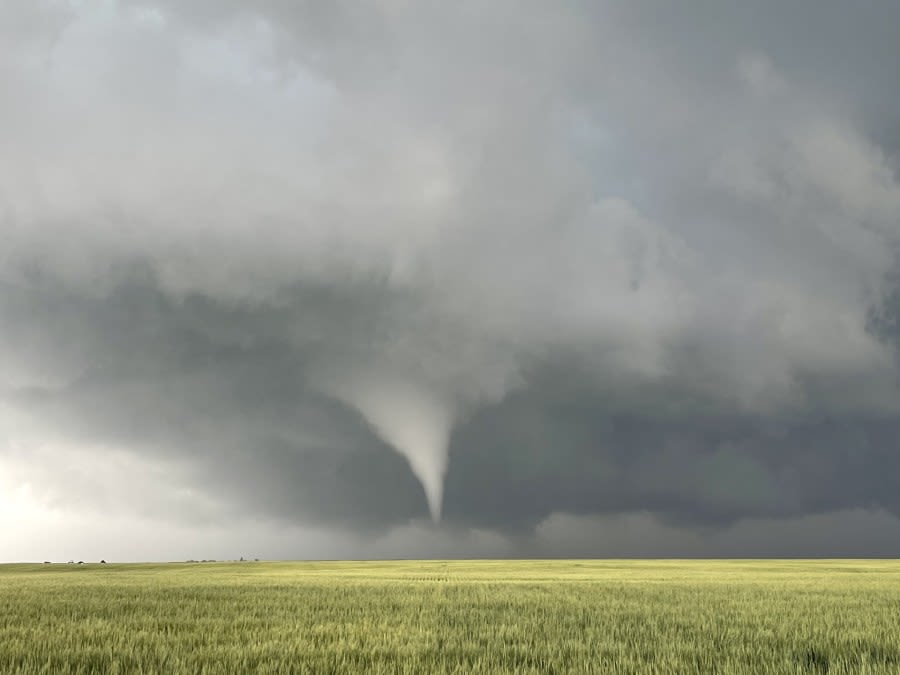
[2,559,900,673]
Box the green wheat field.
[2,560,900,674]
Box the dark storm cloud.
[2,0,900,556]
[448,369,900,531]
[1,263,428,528]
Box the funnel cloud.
[318,370,454,521]
[3,0,900,559]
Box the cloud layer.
[2,0,900,558]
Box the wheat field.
[2,559,899,674]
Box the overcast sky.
[3,0,900,561]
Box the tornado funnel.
[320,373,453,521]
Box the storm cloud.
[3,0,900,559]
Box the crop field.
[2,560,900,674]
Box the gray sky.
[3,0,900,561]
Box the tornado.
[319,371,453,522]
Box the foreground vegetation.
[2,559,899,673]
